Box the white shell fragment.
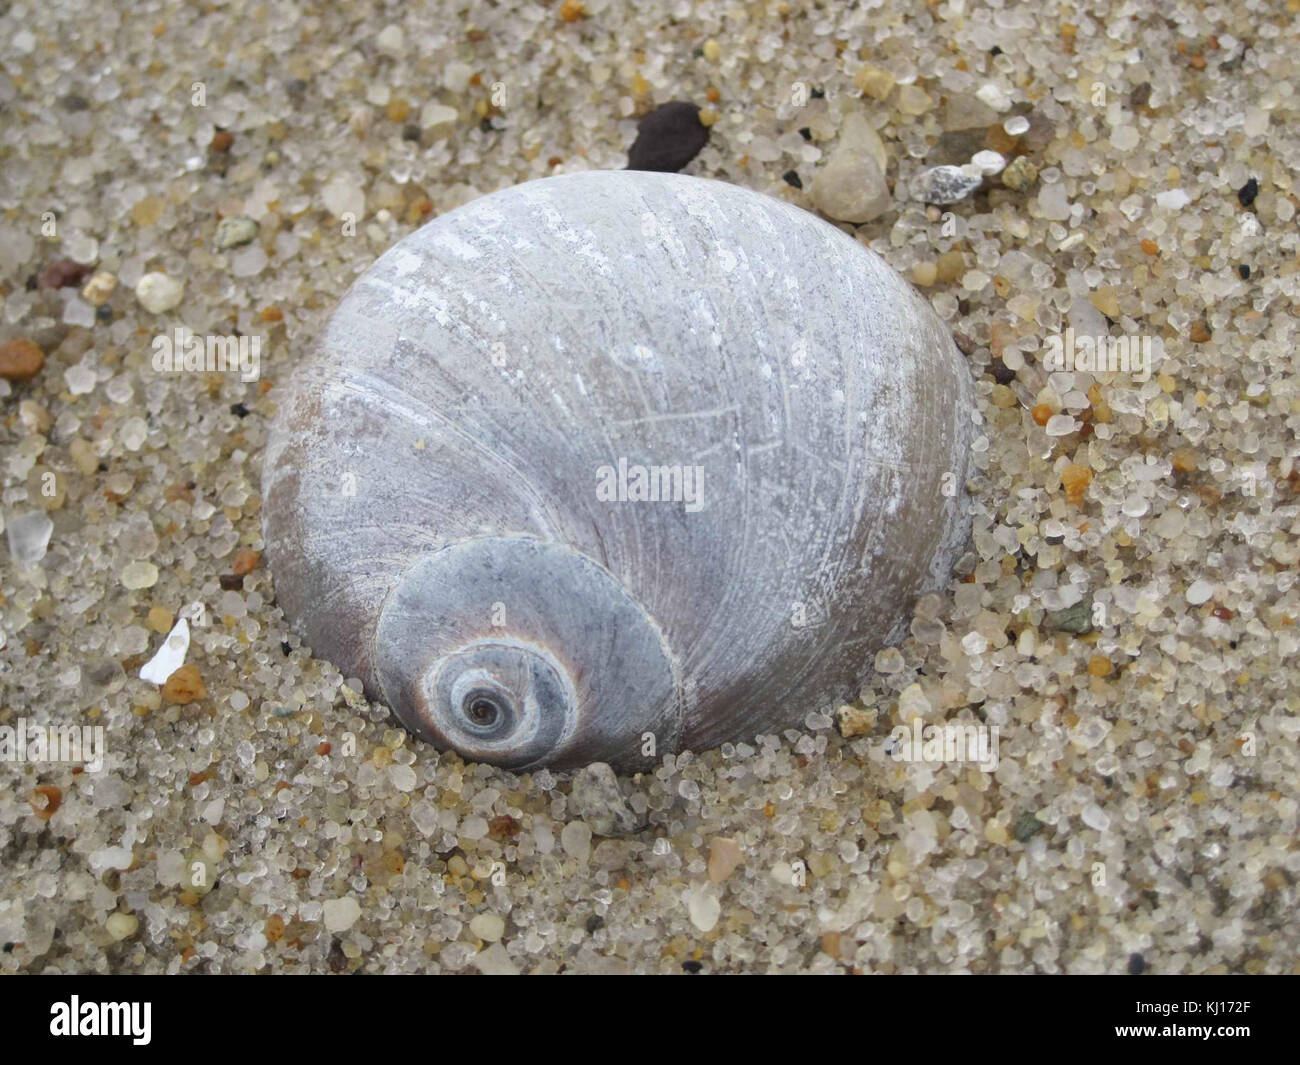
[262,170,975,771]
[140,617,191,684]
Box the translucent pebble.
[229,245,268,277]
[1045,413,1076,436]
[410,801,440,837]
[64,361,97,395]
[560,821,592,860]
[687,885,721,932]
[388,764,417,792]
[1185,579,1214,605]
[122,561,159,589]
[119,416,148,451]
[1003,115,1030,136]
[469,913,505,942]
[322,178,365,219]
[322,896,361,932]
[875,646,905,672]
[1110,126,1139,151]
[1081,803,1110,832]
[6,510,53,564]
[460,815,488,840]
[678,779,701,801]
[961,631,988,655]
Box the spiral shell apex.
[262,169,975,771]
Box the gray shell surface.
[262,169,975,772]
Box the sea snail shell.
[262,170,975,772]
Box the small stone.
[568,762,638,835]
[1155,188,1190,210]
[895,84,933,116]
[29,784,62,821]
[1003,115,1030,136]
[375,24,404,55]
[6,511,53,564]
[130,196,167,226]
[1089,286,1120,317]
[81,271,117,306]
[135,272,184,314]
[701,38,721,62]
[469,913,505,942]
[836,703,876,738]
[1128,953,1146,975]
[122,561,159,589]
[560,820,593,860]
[105,913,139,941]
[970,149,1006,176]
[421,103,458,136]
[162,663,206,705]
[686,884,721,932]
[1237,177,1258,207]
[1013,812,1043,843]
[1188,320,1212,344]
[1047,599,1093,635]
[215,216,259,249]
[707,837,744,883]
[1186,579,1214,605]
[1088,655,1112,677]
[559,0,586,22]
[1001,155,1038,191]
[627,101,710,173]
[1061,464,1092,503]
[38,257,93,289]
[0,338,45,382]
[936,249,966,281]
[147,606,174,634]
[322,896,362,933]
[811,149,891,223]
[912,261,937,286]
[388,764,417,792]
[322,177,365,219]
[854,64,895,100]
[472,942,519,975]
[874,646,905,673]
[231,548,261,575]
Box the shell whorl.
[261,169,975,771]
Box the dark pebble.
[38,258,93,290]
[681,960,704,973]
[1128,82,1152,109]
[809,87,825,99]
[59,93,90,112]
[989,45,1002,56]
[798,127,812,141]
[281,641,292,656]
[1237,177,1258,207]
[285,78,308,96]
[1238,264,1250,279]
[1047,599,1093,635]
[479,116,494,134]
[782,170,803,189]
[96,305,113,322]
[626,101,710,173]
[402,123,422,142]
[585,914,604,933]
[219,574,244,591]
[1013,811,1043,842]
[1127,952,1145,975]
[327,937,348,973]
[230,402,250,418]
[991,358,1017,385]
